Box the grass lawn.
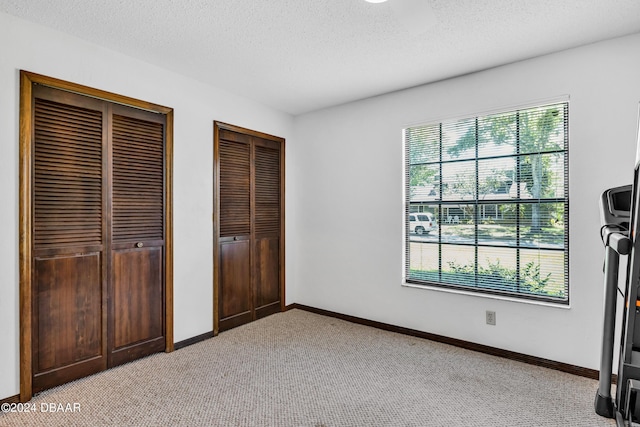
[439,223,564,247]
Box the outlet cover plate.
[486,310,496,325]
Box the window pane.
[477,247,517,292]
[478,157,516,200]
[408,242,439,282]
[519,153,565,199]
[442,161,475,201]
[407,125,439,164]
[518,104,566,154]
[441,204,475,244]
[442,118,475,162]
[520,248,566,299]
[441,244,475,286]
[520,202,565,248]
[478,112,517,158]
[409,164,440,202]
[407,205,439,238]
[478,205,517,246]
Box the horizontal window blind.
[405,102,569,303]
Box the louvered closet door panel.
[253,139,281,319]
[32,89,107,393]
[219,131,251,237]
[254,142,280,235]
[112,113,164,243]
[34,98,103,248]
[218,130,252,331]
[109,107,165,366]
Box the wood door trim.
[19,71,174,402]
[279,127,286,313]
[213,124,220,335]
[21,71,172,115]
[213,121,285,335]
[164,110,174,353]
[19,71,34,403]
[215,121,284,144]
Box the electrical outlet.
[486,310,496,326]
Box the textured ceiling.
[2,0,640,115]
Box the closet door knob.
[136,242,144,248]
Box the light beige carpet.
[0,309,615,426]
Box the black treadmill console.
[601,185,632,230]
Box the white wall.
[0,12,294,400]
[291,33,640,371]
[3,8,639,403]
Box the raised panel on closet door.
[219,239,252,330]
[109,106,166,366]
[31,87,107,393]
[254,238,280,319]
[111,247,163,365]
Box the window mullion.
[405,130,409,282]
[474,118,479,289]
[438,123,443,283]
[516,111,521,294]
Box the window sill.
[401,281,571,309]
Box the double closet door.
[214,123,284,333]
[30,84,167,393]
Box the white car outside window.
[408,212,438,235]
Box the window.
[404,102,568,304]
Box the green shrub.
[409,259,559,297]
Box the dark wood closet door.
[29,85,167,392]
[21,71,173,400]
[215,124,283,333]
[109,107,166,366]
[32,87,107,393]
[253,139,281,319]
[218,130,252,331]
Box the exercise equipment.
[596,179,640,426]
